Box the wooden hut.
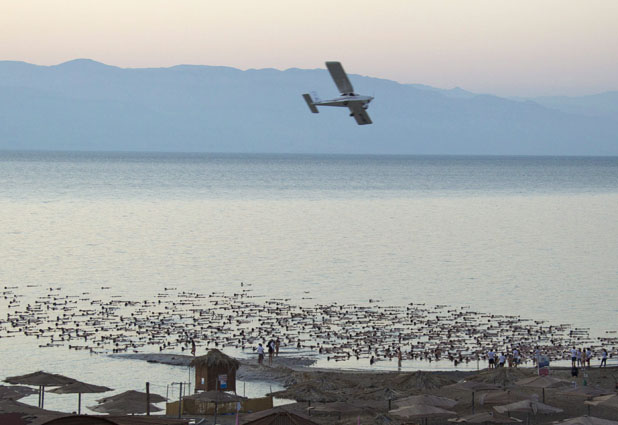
[190,349,240,392]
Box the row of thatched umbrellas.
[2,370,168,415]
[269,371,618,425]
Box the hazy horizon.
[4,57,618,99]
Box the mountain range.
[0,59,616,155]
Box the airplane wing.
[326,61,354,94]
[348,103,372,125]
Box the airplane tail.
[302,93,319,113]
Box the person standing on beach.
[257,343,265,364]
[513,347,520,367]
[498,352,506,368]
[275,338,280,356]
[570,347,577,367]
[586,348,592,368]
[488,349,496,368]
[267,339,275,365]
[600,349,608,367]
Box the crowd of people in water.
[1,283,616,370]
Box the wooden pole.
[178,382,183,418]
[78,392,82,415]
[146,382,151,416]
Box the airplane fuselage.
[315,94,373,108]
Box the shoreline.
[111,352,618,392]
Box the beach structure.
[190,349,239,392]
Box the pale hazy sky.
[2,0,617,96]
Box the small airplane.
[303,61,373,125]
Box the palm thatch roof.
[0,385,38,400]
[49,382,112,395]
[189,349,240,370]
[5,371,76,387]
[391,371,455,391]
[467,367,531,387]
[269,381,342,403]
[96,390,167,404]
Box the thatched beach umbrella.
[514,376,570,403]
[554,416,618,425]
[394,394,458,410]
[493,399,563,415]
[0,385,37,400]
[270,381,341,405]
[358,386,408,409]
[558,387,614,416]
[494,399,563,424]
[311,401,369,419]
[393,371,455,391]
[448,411,523,423]
[389,403,456,425]
[88,398,163,415]
[0,398,64,423]
[447,381,502,413]
[241,406,321,425]
[558,387,613,398]
[479,390,536,407]
[49,381,112,414]
[469,368,530,387]
[584,393,618,417]
[4,371,76,408]
[96,389,167,404]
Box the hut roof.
[189,349,240,370]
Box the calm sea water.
[1,151,617,412]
